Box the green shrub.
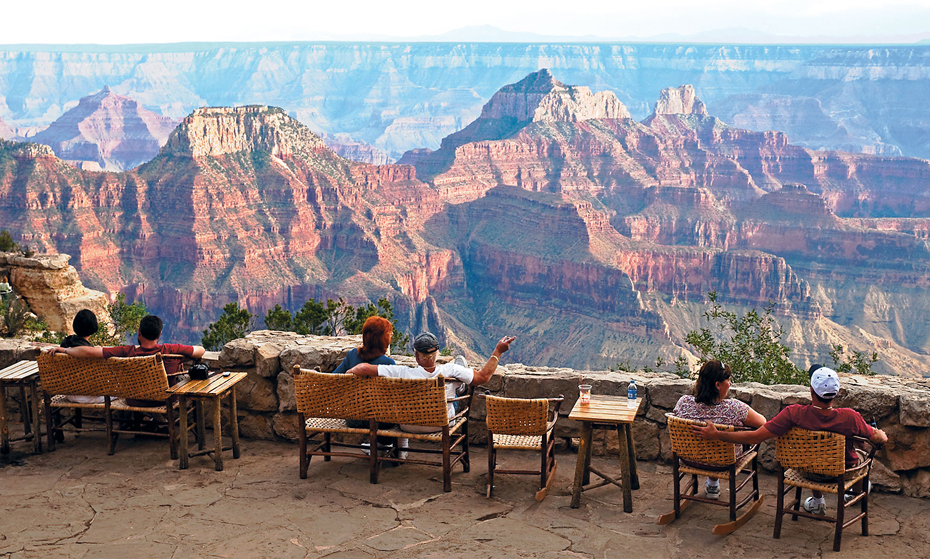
[202,302,255,351]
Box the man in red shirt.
[693,365,887,515]
[51,314,205,384]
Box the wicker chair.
[773,428,878,552]
[483,394,563,501]
[657,414,763,535]
[38,353,186,458]
[294,368,473,492]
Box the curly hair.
[693,360,732,406]
[357,316,393,361]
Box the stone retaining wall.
[4,330,929,498]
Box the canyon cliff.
[3,71,930,376]
[3,43,930,161]
[29,87,179,171]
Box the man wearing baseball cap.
[348,332,515,427]
[693,364,887,515]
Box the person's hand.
[692,421,719,440]
[46,347,66,355]
[495,336,516,355]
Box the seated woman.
[673,360,766,500]
[332,316,395,374]
[333,316,396,433]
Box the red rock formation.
[3,73,930,375]
[30,86,179,171]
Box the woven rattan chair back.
[485,395,549,436]
[293,368,371,421]
[775,427,846,477]
[666,414,738,467]
[108,355,169,401]
[37,353,114,396]
[369,376,449,427]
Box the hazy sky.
[6,0,930,44]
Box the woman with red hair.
[332,316,395,374]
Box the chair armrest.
[851,435,880,458]
[548,396,564,417]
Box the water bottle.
[627,379,637,407]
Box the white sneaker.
[398,438,409,460]
[454,355,468,368]
[705,484,721,500]
[804,497,827,515]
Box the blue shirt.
[331,348,395,374]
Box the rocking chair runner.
[658,414,763,535]
[773,428,878,552]
[483,394,563,501]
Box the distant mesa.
[30,86,179,172]
[652,84,708,117]
[440,69,631,148]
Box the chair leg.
[44,395,55,452]
[834,484,845,552]
[540,436,548,491]
[487,438,495,498]
[461,418,470,473]
[728,471,738,521]
[672,456,681,519]
[105,398,116,455]
[861,477,869,536]
[774,467,785,539]
[298,414,308,479]
[166,402,177,460]
[323,432,331,461]
[74,408,82,430]
[442,427,452,492]
[369,420,379,485]
[791,486,802,521]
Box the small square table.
[0,360,42,455]
[569,394,642,512]
[167,372,246,471]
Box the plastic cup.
[578,384,592,404]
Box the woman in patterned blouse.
[673,360,766,499]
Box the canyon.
[2,43,930,164]
[2,70,930,377]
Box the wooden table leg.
[624,422,639,490]
[212,395,223,471]
[195,400,206,450]
[617,424,633,513]
[229,389,240,460]
[30,380,41,454]
[178,396,189,469]
[19,384,30,436]
[0,384,9,455]
[571,421,593,508]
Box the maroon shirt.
[764,404,874,466]
[102,344,195,377]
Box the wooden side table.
[167,373,246,471]
[569,394,642,512]
[0,360,42,455]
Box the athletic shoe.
[705,484,721,500]
[454,355,468,368]
[845,480,871,503]
[804,497,827,515]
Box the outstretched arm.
[870,427,888,446]
[347,363,380,377]
[191,345,206,359]
[48,346,105,358]
[693,422,776,445]
[472,336,515,385]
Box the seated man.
[693,365,887,515]
[51,314,206,405]
[348,332,515,433]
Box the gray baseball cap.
[810,366,840,399]
[413,332,440,354]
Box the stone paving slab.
[1,433,927,558]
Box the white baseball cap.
[810,367,840,399]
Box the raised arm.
[48,346,105,358]
[693,422,776,445]
[472,336,515,385]
[347,363,380,377]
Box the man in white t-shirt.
[348,332,515,432]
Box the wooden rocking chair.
[773,428,878,552]
[658,414,763,535]
[484,394,563,501]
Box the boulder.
[899,393,930,428]
[236,412,274,440]
[233,371,278,412]
[276,371,296,412]
[255,342,283,378]
[272,412,300,441]
[218,338,255,367]
[644,378,692,410]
